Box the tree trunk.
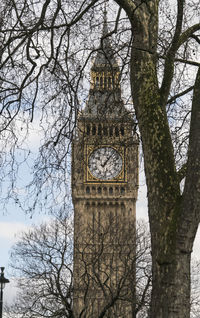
[150,237,191,318]
[115,0,200,316]
[128,3,191,317]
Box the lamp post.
[0,267,9,318]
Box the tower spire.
[82,1,129,119]
[103,0,109,37]
[92,1,117,69]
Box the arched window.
[98,187,102,194]
[86,186,90,194]
[121,187,125,194]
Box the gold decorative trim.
[84,144,127,184]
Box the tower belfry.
[72,8,138,317]
[84,5,127,120]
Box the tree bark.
[150,244,191,318]
[125,1,192,317]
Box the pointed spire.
[102,0,109,37]
[92,1,118,70]
[82,1,129,119]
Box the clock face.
[88,147,123,180]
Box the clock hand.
[102,154,112,167]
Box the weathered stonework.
[72,13,139,317]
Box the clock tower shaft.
[72,121,138,317]
[72,10,139,318]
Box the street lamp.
[0,267,9,318]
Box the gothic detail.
[72,7,139,318]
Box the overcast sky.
[0,127,199,307]
[1,165,200,307]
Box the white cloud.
[0,222,30,241]
[26,120,43,149]
[4,278,18,306]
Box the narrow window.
[104,76,107,88]
[103,126,108,136]
[120,126,124,136]
[108,77,111,89]
[115,126,119,136]
[92,125,96,135]
[96,76,99,88]
[86,202,90,208]
[98,124,102,136]
[112,77,115,88]
[121,187,125,194]
[121,203,125,216]
[98,187,102,194]
[100,77,103,88]
[86,124,90,135]
[86,186,90,194]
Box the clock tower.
[72,14,138,318]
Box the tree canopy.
[1,0,200,317]
[9,217,151,318]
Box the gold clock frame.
[85,144,127,184]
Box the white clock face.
[88,147,123,180]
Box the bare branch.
[160,0,185,107]
[167,86,194,105]
[177,163,187,182]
